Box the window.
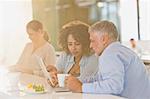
[0,0,32,65]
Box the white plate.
[23,88,47,94]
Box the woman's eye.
[75,43,80,45]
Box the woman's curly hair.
[58,20,92,56]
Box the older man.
[65,20,150,99]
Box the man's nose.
[90,43,92,49]
[28,36,31,39]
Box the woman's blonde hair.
[26,20,49,41]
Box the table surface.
[0,71,126,99]
[141,54,150,64]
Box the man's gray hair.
[89,20,119,41]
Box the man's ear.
[102,33,109,45]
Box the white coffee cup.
[57,74,69,87]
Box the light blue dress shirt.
[82,42,150,99]
[56,52,98,82]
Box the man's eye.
[68,43,72,46]
[91,40,94,43]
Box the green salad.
[27,83,45,92]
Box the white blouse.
[16,42,56,75]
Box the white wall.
[139,0,150,40]
[0,0,32,66]
[120,0,150,41]
[119,0,138,41]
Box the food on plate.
[27,83,45,92]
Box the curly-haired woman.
[47,21,98,87]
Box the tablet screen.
[35,55,55,86]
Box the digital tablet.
[35,55,55,86]
[35,55,70,92]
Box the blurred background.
[0,0,150,66]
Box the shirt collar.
[68,54,85,67]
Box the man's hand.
[65,75,82,93]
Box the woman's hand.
[47,65,57,73]
[47,65,58,87]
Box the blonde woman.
[9,20,56,76]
